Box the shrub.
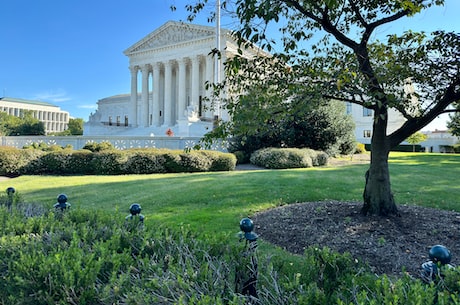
[232,150,250,164]
[91,150,128,175]
[83,141,114,152]
[453,144,460,153]
[198,151,237,171]
[0,146,45,176]
[250,148,328,169]
[355,142,366,154]
[0,146,236,175]
[123,149,167,174]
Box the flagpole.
[215,0,221,120]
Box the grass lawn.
[1,152,459,237]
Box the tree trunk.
[361,138,399,216]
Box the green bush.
[0,146,45,176]
[199,150,237,171]
[453,144,460,153]
[0,147,239,176]
[355,142,366,154]
[250,148,328,169]
[232,150,251,164]
[82,141,114,152]
[123,149,168,174]
[91,150,128,175]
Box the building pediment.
[124,21,218,55]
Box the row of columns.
[0,107,69,133]
[1,107,68,122]
[129,54,216,128]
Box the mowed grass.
[1,152,458,237]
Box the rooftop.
[0,97,59,108]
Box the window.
[363,130,371,138]
[363,107,373,117]
[346,102,352,115]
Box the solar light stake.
[54,193,71,211]
[236,217,259,301]
[421,245,453,282]
[6,187,15,210]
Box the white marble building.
[84,21,408,142]
[0,97,69,134]
[85,21,250,137]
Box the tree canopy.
[188,0,460,216]
[0,111,45,136]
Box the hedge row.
[250,147,329,169]
[0,147,236,176]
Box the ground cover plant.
[0,152,459,304]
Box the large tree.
[188,0,460,216]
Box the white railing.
[1,136,227,151]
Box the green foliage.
[22,142,73,151]
[0,146,45,176]
[355,143,367,154]
[0,146,235,176]
[67,118,84,135]
[1,153,460,303]
[447,103,460,137]
[82,141,115,152]
[250,147,328,169]
[0,110,45,135]
[188,0,460,215]
[2,199,459,304]
[232,150,251,164]
[406,132,429,152]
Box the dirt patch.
[253,200,460,278]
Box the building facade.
[84,21,409,143]
[0,97,69,134]
[85,21,244,137]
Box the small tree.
[68,118,84,135]
[406,132,428,152]
[188,0,460,216]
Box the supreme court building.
[84,21,407,143]
[84,21,252,137]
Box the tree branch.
[280,0,359,49]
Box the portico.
[128,53,216,128]
[85,21,235,136]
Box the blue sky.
[1,0,459,130]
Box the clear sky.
[1,0,459,130]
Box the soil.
[251,154,460,278]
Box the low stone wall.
[0,136,227,151]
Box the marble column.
[141,65,150,127]
[129,66,138,127]
[163,61,172,126]
[191,56,200,111]
[152,62,161,126]
[177,58,187,120]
